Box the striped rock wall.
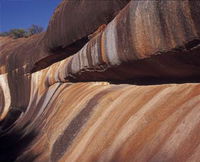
[0,0,200,162]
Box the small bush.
[28,24,44,36]
[0,25,44,39]
[9,29,27,39]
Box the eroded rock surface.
[0,0,200,161]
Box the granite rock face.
[0,0,200,161]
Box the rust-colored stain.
[0,0,200,162]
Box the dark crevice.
[50,36,89,54]
[185,39,200,50]
[0,128,39,162]
[68,77,200,86]
[31,36,89,73]
[0,107,23,131]
[103,77,200,86]
[66,74,200,86]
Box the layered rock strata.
[0,0,200,161]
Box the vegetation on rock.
[0,24,44,39]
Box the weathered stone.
[0,0,200,161]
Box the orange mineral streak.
[0,0,200,161]
[88,24,107,40]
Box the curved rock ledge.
[0,0,200,161]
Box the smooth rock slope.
[0,0,200,161]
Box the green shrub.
[9,29,27,39]
[0,25,44,39]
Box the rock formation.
[0,0,200,161]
